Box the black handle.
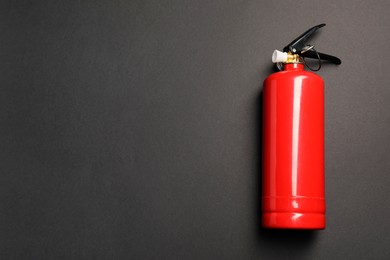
[283,24,325,54]
[300,50,341,65]
[281,23,341,66]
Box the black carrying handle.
[301,50,341,65]
[282,23,341,66]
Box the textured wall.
[1,1,390,259]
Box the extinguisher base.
[262,212,325,230]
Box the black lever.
[283,24,325,54]
[282,23,341,65]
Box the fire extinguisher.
[262,24,341,229]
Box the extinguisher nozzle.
[272,50,288,63]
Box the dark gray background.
[1,1,390,259]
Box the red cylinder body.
[262,63,325,229]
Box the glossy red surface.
[262,63,325,229]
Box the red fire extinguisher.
[262,24,341,229]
